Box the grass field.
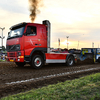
[1,73,100,100]
[0,59,6,62]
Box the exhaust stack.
[42,20,50,53]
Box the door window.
[27,26,37,36]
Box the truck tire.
[15,62,26,67]
[31,55,43,69]
[66,56,74,66]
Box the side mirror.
[26,27,31,34]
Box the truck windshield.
[7,26,25,39]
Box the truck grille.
[9,52,15,57]
[6,45,16,51]
[6,44,20,51]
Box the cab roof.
[10,22,46,30]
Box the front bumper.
[6,51,24,62]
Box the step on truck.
[6,20,77,69]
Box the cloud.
[0,0,29,14]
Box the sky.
[0,0,100,49]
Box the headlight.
[17,52,21,56]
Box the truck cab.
[6,21,48,67]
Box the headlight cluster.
[17,52,21,56]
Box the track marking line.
[5,67,100,85]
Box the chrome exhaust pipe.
[42,20,50,53]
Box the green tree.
[2,46,6,51]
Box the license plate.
[10,59,14,62]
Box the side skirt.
[46,59,66,63]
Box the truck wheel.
[31,55,43,69]
[66,56,74,66]
[15,62,26,67]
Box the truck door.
[38,26,47,48]
[24,26,39,56]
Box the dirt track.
[0,60,100,98]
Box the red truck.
[6,20,76,69]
